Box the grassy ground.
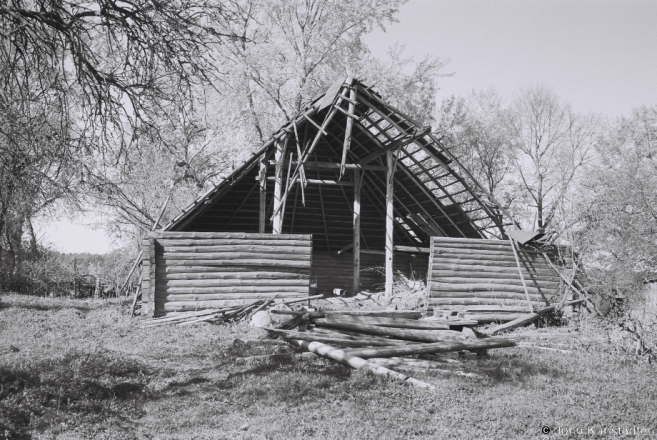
[1,294,656,439]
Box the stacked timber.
[264,309,516,390]
[141,232,312,317]
[426,237,566,321]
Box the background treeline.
[1,0,655,308]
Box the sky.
[365,0,657,116]
[37,0,657,254]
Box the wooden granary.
[140,78,569,318]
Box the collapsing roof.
[164,77,512,251]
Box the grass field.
[1,293,656,439]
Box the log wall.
[426,237,565,312]
[141,232,312,316]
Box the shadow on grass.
[0,351,152,439]
[2,302,92,313]
[475,354,568,384]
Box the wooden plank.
[340,86,357,177]
[272,137,288,234]
[324,310,422,319]
[154,238,312,247]
[150,231,311,240]
[427,297,546,307]
[353,169,361,295]
[385,150,394,301]
[314,316,450,330]
[163,279,310,287]
[156,259,311,268]
[162,292,305,301]
[159,285,310,294]
[259,156,267,233]
[160,245,312,254]
[341,337,516,359]
[430,276,559,286]
[162,272,310,280]
[159,252,310,261]
[313,321,466,343]
[146,237,156,317]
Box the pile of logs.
[265,309,517,390]
[139,294,328,328]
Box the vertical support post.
[353,169,362,296]
[340,86,357,178]
[258,156,267,233]
[385,150,394,301]
[272,136,288,234]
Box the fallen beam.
[313,321,466,343]
[286,339,436,390]
[340,338,517,359]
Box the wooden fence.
[426,237,566,312]
[141,232,312,316]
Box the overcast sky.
[365,0,657,117]
[39,0,657,254]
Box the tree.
[506,85,599,233]
[0,0,242,278]
[436,89,515,208]
[574,105,657,280]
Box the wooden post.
[272,136,288,234]
[258,156,267,233]
[385,150,394,301]
[353,169,361,295]
[509,237,533,313]
[340,86,357,178]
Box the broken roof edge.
[163,77,354,231]
[163,76,518,235]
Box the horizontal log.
[267,330,409,347]
[341,337,517,359]
[150,232,311,240]
[431,264,555,276]
[162,279,309,287]
[429,291,551,301]
[160,252,311,261]
[432,237,511,246]
[463,313,527,323]
[430,277,559,288]
[394,246,430,253]
[160,245,312,254]
[427,298,546,307]
[431,257,550,268]
[434,305,535,313]
[314,316,450,330]
[430,282,557,295]
[162,271,309,281]
[162,292,303,301]
[157,266,310,274]
[433,252,547,266]
[162,298,307,311]
[323,310,422,319]
[433,247,537,257]
[313,321,466,343]
[430,270,560,282]
[158,285,309,295]
[154,239,312,247]
[156,259,311,268]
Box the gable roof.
[163,78,513,249]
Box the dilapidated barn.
[140,78,570,318]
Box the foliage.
[506,85,599,233]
